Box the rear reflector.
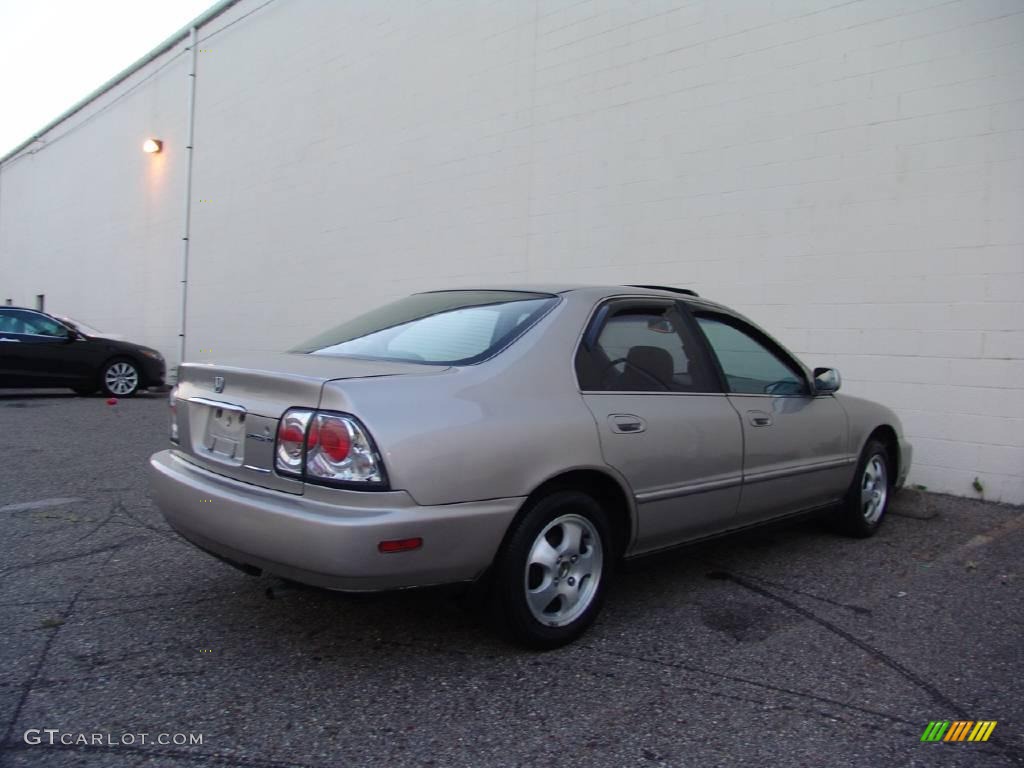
[378,537,423,554]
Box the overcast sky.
[0,0,213,156]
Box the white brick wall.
[2,0,1022,502]
[0,39,190,358]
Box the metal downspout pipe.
[177,27,199,380]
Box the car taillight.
[312,416,352,462]
[274,409,386,488]
[169,386,179,443]
[275,408,314,476]
[306,413,383,484]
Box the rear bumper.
[148,450,521,591]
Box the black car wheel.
[833,439,892,538]
[490,490,612,649]
[101,358,141,397]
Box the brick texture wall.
[2,0,1022,501]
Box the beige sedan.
[149,285,911,648]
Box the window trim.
[688,309,813,398]
[673,302,730,394]
[575,297,724,395]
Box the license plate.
[201,404,246,462]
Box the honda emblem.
[213,376,225,393]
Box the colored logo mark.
[920,721,997,742]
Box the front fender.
[834,394,912,487]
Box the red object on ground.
[106,398,118,405]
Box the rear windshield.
[292,291,559,365]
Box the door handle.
[609,414,646,434]
[747,410,772,427]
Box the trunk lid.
[172,352,444,493]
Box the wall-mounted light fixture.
[142,138,163,153]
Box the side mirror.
[814,367,841,393]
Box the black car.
[0,307,165,397]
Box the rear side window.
[0,310,19,334]
[293,291,558,365]
[577,304,716,392]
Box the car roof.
[5,286,732,323]
[417,284,731,311]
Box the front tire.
[834,439,891,538]
[490,490,612,649]
[101,359,140,397]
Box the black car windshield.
[292,291,559,365]
[59,316,105,336]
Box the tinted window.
[0,310,19,334]
[578,304,715,392]
[696,315,806,395]
[1,310,67,337]
[293,291,558,365]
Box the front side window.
[577,304,715,392]
[6,311,67,337]
[293,291,558,365]
[695,314,806,396]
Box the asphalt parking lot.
[1,392,1021,767]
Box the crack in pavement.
[710,570,962,712]
[699,561,873,615]
[0,593,240,638]
[0,497,84,513]
[0,541,140,579]
[0,497,186,583]
[710,569,1024,765]
[590,645,920,727]
[0,514,124,748]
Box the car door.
[1,310,85,386]
[576,298,744,554]
[691,310,850,525]
[0,309,31,385]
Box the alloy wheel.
[523,513,603,627]
[861,455,888,524]
[105,362,139,395]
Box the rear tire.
[490,490,612,650]
[100,358,140,397]
[833,439,891,538]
